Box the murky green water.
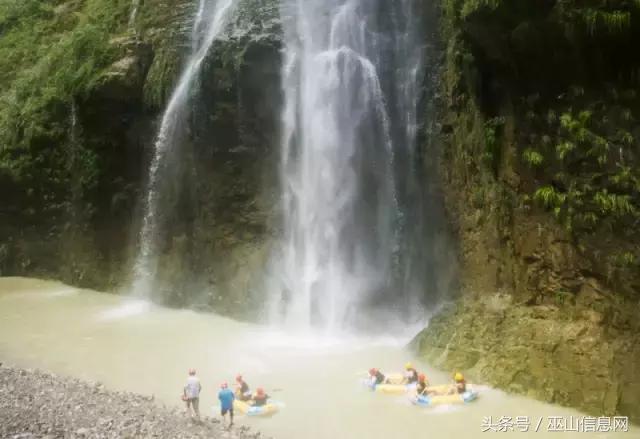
[0,278,636,439]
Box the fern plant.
[525,94,640,235]
[593,190,636,217]
[580,9,631,36]
[522,148,544,167]
[534,185,567,209]
[483,117,505,175]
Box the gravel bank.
[0,364,265,439]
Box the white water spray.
[275,0,426,331]
[132,0,238,298]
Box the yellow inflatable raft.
[233,400,279,417]
[370,372,414,394]
[374,383,416,395]
[383,373,405,385]
[410,385,479,407]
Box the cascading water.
[131,0,238,298]
[275,0,432,332]
[128,0,140,29]
[68,100,83,215]
[192,0,208,51]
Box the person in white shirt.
[183,368,202,420]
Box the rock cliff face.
[143,0,283,315]
[0,0,283,316]
[0,0,162,289]
[415,0,640,422]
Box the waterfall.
[274,0,428,331]
[192,0,208,52]
[131,0,238,298]
[129,0,140,29]
[68,100,82,212]
[70,100,79,149]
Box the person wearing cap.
[235,374,251,401]
[218,382,235,427]
[183,368,201,420]
[252,387,270,407]
[403,362,419,384]
[451,372,467,394]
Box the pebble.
[0,365,266,439]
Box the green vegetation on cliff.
[0,0,130,220]
[440,0,640,293]
[0,0,188,284]
[416,0,640,422]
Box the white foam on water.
[240,325,416,358]
[420,403,465,415]
[44,288,79,298]
[97,299,152,321]
[3,286,78,300]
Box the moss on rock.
[413,289,640,421]
[417,0,640,421]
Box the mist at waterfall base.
[269,0,455,333]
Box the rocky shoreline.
[0,364,265,439]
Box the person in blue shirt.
[218,382,235,427]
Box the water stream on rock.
[128,0,141,29]
[273,0,436,332]
[131,0,238,299]
[0,279,636,439]
[192,0,208,52]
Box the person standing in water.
[218,382,235,427]
[183,368,201,420]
